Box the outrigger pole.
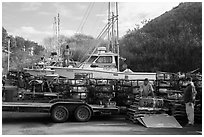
[108,2,110,44]
[116,2,120,71]
[108,2,119,71]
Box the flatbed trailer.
[2,100,119,123]
[2,78,156,123]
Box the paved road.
[2,112,202,135]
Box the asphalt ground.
[2,112,202,135]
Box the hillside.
[120,2,202,73]
[142,2,201,39]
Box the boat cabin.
[79,47,118,71]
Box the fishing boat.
[48,2,156,80]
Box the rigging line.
[78,3,108,62]
[80,41,101,67]
[96,23,109,39]
[76,2,95,62]
[79,37,98,62]
[96,17,116,39]
[79,32,110,67]
[76,3,93,33]
[79,21,111,63]
[97,16,118,39]
[88,2,107,36]
[79,11,117,64]
[97,18,117,39]
[78,3,110,62]
[78,2,106,60]
[80,2,95,33]
[76,4,92,33]
[76,38,95,62]
[86,18,117,56]
[78,3,104,60]
[76,3,92,33]
[79,40,96,63]
[78,2,106,62]
[81,20,116,65]
[82,40,105,66]
[84,18,117,58]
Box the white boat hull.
[51,67,156,80]
[23,68,55,77]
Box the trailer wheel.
[74,105,92,122]
[51,105,69,123]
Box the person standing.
[63,45,71,67]
[184,77,197,126]
[139,78,154,97]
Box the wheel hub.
[56,109,66,120]
[78,108,89,119]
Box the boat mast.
[57,13,60,56]
[53,17,57,52]
[108,2,119,71]
[108,2,110,50]
[111,11,115,53]
[53,13,60,56]
[116,2,119,71]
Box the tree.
[2,27,8,50]
[120,2,202,73]
[2,27,45,73]
[42,34,104,62]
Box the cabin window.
[88,56,97,63]
[95,56,112,63]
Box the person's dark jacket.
[184,84,194,103]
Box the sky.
[2,2,182,45]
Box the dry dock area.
[2,112,202,135]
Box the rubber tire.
[51,105,69,123]
[74,105,92,122]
